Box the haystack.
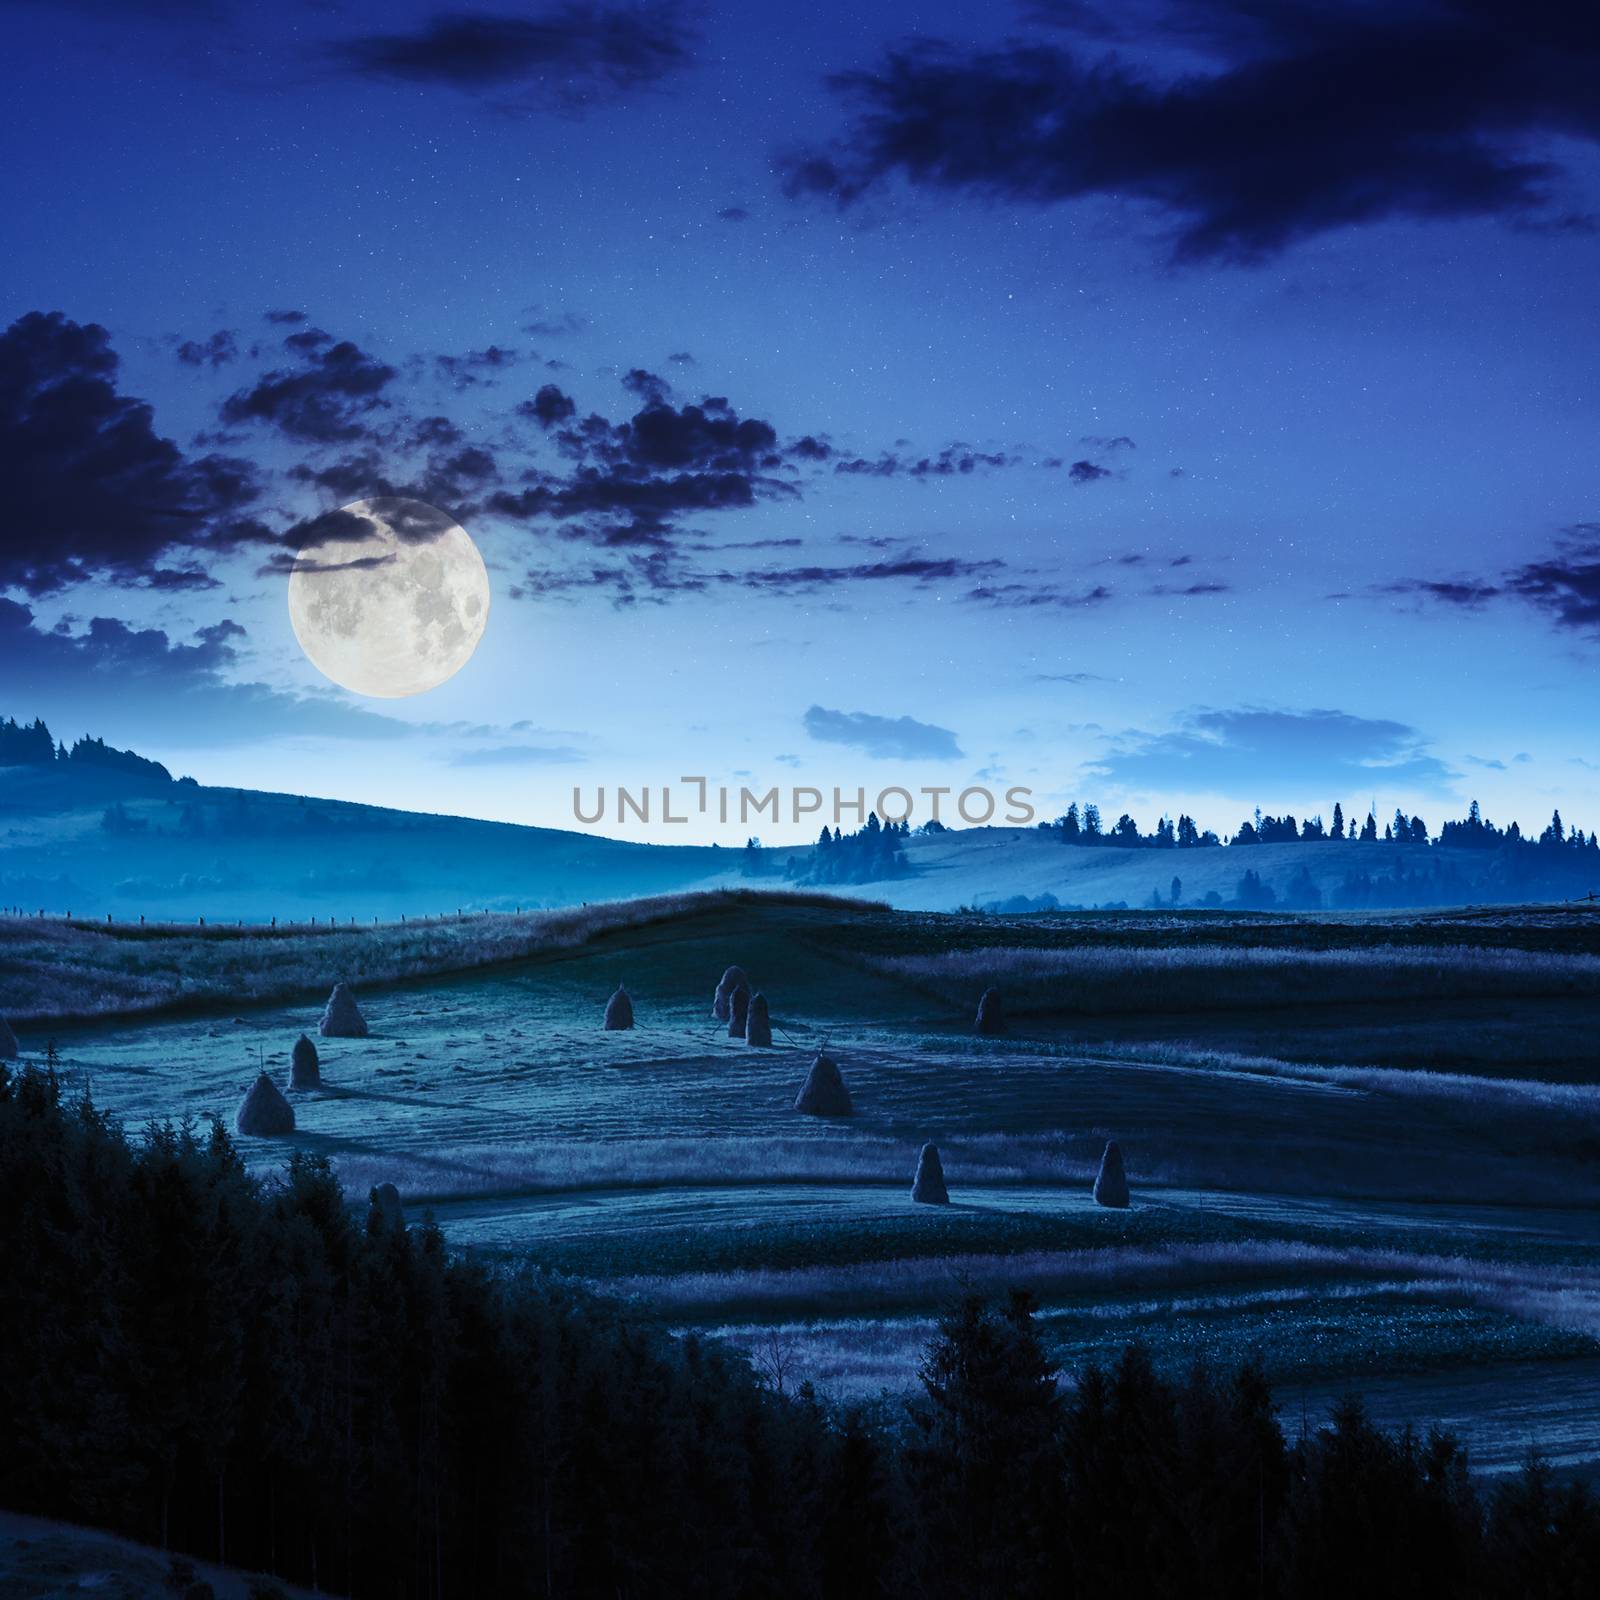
[794,1052,853,1117]
[713,964,749,1021]
[370,1182,404,1230]
[727,983,750,1039]
[0,1014,17,1061]
[911,1142,949,1205]
[603,986,635,1030]
[745,992,773,1047]
[974,987,1006,1036]
[1093,1140,1130,1208]
[290,1034,321,1089]
[320,981,368,1038]
[236,1072,295,1137]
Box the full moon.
[287,497,490,698]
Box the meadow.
[11,892,1600,1477]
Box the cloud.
[802,704,964,761]
[0,597,405,747]
[784,2,1600,262]
[966,581,1113,610]
[520,383,578,427]
[221,330,397,442]
[448,743,585,766]
[832,444,1018,479]
[327,4,695,108]
[622,367,672,403]
[434,345,520,388]
[717,205,750,222]
[521,307,588,337]
[490,392,797,545]
[1504,532,1600,636]
[1382,528,1600,638]
[1091,707,1457,795]
[736,555,1002,595]
[1068,459,1111,484]
[0,311,262,595]
[175,329,238,368]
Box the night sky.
[3,0,1597,842]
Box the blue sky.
[2,0,1597,841]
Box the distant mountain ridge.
[2,714,1596,917]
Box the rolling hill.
[2,746,1594,922]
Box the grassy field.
[14,893,1600,1475]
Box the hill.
[2,724,1595,919]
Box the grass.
[707,1284,1600,1401]
[0,887,886,1021]
[870,942,1600,1015]
[18,888,1600,1450]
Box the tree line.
[5,1060,1600,1598]
[1039,798,1597,856]
[1,714,172,783]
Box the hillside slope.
[2,762,1593,920]
[0,762,764,922]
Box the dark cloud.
[327,4,695,108]
[492,391,797,546]
[622,366,672,403]
[434,345,520,388]
[667,350,696,365]
[1080,434,1136,451]
[622,397,776,470]
[786,2,1600,262]
[488,468,774,546]
[519,383,577,427]
[1150,580,1230,596]
[735,555,1002,595]
[175,330,238,368]
[1504,531,1600,635]
[834,444,1014,479]
[142,566,223,592]
[717,206,750,222]
[1068,459,1111,484]
[263,308,306,325]
[221,332,396,442]
[803,704,964,761]
[0,311,262,595]
[1381,528,1600,637]
[967,581,1113,609]
[1091,706,1456,794]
